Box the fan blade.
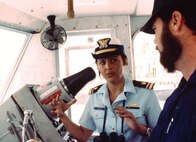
[44,33,54,41]
[54,42,59,50]
[57,37,65,44]
[47,41,55,50]
[53,26,67,44]
[41,40,51,48]
[47,42,59,50]
[53,26,61,39]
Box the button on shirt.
[79,78,161,142]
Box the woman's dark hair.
[121,54,128,66]
[95,54,128,66]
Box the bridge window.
[0,26,31,104]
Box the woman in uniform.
[51,37,161,142]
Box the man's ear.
[171,11,184,32]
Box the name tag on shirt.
[94,107,105,110]
[126,106,140,109]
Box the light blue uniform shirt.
[79,78,161,142]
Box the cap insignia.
[97,38,111,49]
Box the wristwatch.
[145,127,152,137]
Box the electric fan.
[40,15,67,50]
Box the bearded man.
[141,0,196,142]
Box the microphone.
[67,0,75,18]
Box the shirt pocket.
[129,109,143,118]
[92,110,105,132]
[128,109,146,124]
[92,107,105,119]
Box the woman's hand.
[114,106,138,128]
[50,96,77,118]
[114,105,147,136]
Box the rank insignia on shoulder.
[89,84,103,95]
[133,80,155,90]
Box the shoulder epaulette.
[133,80,155,90]
[88,84,103,95]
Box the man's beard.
[160,23,182,72]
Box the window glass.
[0,26,30,104]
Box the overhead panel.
[135,0,154,15]
[0,2,46,33]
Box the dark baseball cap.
[92,37,125,59]
[141,0,190,34]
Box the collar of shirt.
[124,78,136,94]
[188,68,196,83]
[95,78,136,107]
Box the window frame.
[0,25,32,104]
